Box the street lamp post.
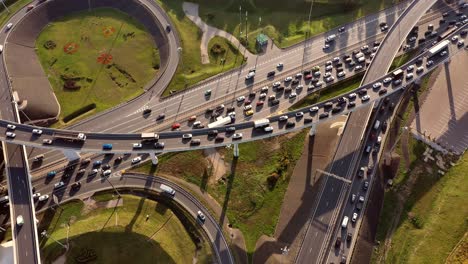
[105,176,122,198]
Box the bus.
[438,26,458,41]
[392,69,403,79]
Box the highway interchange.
[0,0,467,263]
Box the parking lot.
[410,51,468,154]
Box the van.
[373,120,381,130]
[160,184,175,196]
[0,196,9,203]
[341,216,349,228]
[102,143,113,150]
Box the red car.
[244,100,251,105]
[304,74,313,80]
[172,123,181,129]
[256,101,264,106]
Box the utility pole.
[245,10,248,44]
[1,0,9,13]
[239,6,242,38]
[41,230,68,250]
[105,176,122,198]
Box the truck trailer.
[53,131,86,142]
[208,116,233,128]
[141,133,159,142]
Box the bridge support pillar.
[233,144,239,158]
[309,123,317,137]
[62,150,81,161]
[149,153,159,165]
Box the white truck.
[160,184,175,196]
[208,116,233,128]
[325,34,336,43]
[254,118,270,129]
[53,131,86,142]
[141,132,159,142]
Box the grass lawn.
[40,194,211,264]
[157,0,245,96]
[381,153,468,264]
[0,0,32,27]
[211,131,307,260]
[289,73,363,110]
[131,131,307,261]
[35,8,159,124]
[132,150,211,188]
[191,0,401,52]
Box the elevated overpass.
[0,30,464,155]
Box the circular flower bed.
[63,42,79,54]
[97,53,113,64]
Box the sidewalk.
[182,2,281,66]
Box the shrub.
[44,40,56,50]
[210,43,226,56]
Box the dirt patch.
[81,198,123,215]
[204,148,227,184]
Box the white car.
[6,23,13,30]
[276,63,283,68]
[232,133,243,140]
[426,60,434,67]
[295,112,304,118]
[325,65,333,71]
[352,212,358,222]
[361,95,370,101]
[322,44,330,50]
[416,66,424,73]
[6,132,15,138]
[348,93,357,100]
[309,106,319,113]
[406,73,414,80]
[284,76,293,82]
[272,81,281,88]
[315,81,323,88]
[355,65,363,71]
[32,129,42,135]
[6,124,16,130]
[54,181,64,189]
[133,143,142,149]
[325,76,335,83]
[16,215,24,226]
[289,93,297,99]
[324,72,332,78]
[261,86,269,92]
[296,85,303,91]
[269,95,276,101]
[351,194,356,203]
[244,105,252,111]
[295,73,303,79]
[359,196,365,203]
[197,210,206,222]
[337,71,346,78]
[332,57,340,63]
[131,157,142,164]
[372,82,382,89]
[182,133,192,139]
[406,65,414,72]
[89,169,99,175]
[279,115,288,121]
[236,96,245,102]
[38,195,49,202]
[325,61,332,66]
[259,93,267,99]
[42,139,53,145]
[451,35,459,42]
[383,77,392,84]
[32,193,41,199]
[264,126,274,132]
[313,71,321,77]
[102,170,112,177]
[439,50,447,57]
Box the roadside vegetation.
[133,130,307,261]
[191,0,400,52]
[0,0,31,26]
[39,194,212,263]
[289,73,363,111]
[156,0,245,96]
[371,72,468,263]
[35,8,159,125]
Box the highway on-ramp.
[31,172,234,264]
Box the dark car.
[114,156,123,163]
[215,136,224,142]
[382,121,388,132]
[324,102,333,108]
[286,121,295,128]
[363,181,369,190]
[102,164,111,170]
[319,112,329,119]
[304,117,313,124]
[335,237,342,248]
[347,233,352,242]
[267,71,276,77]
[331,107,342,114]
[142,109,152,115]
[358,88,367,95]
[71,182,81,190]
[271,99,280,106]
[156,113,165,120]
[378,89,388,95]
[348,102,356,108]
